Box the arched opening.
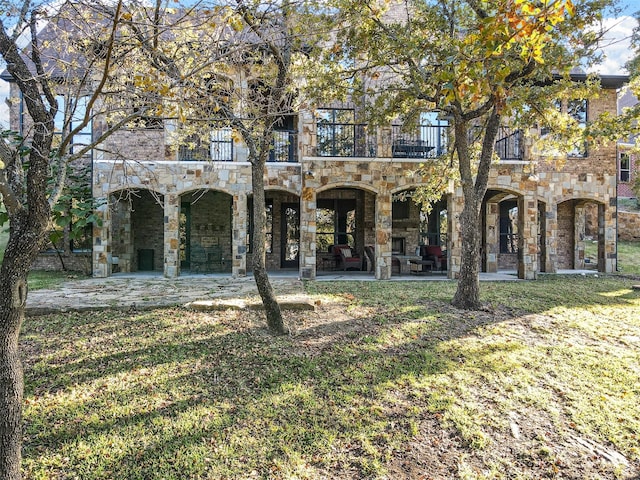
[179,190,233,273]
[390,189,448,275]
[247,190,301,271]
[316,187,373,274]
[110,189,164,273]
[482,189,527,275]
[556,199,605,272]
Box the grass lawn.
[582,240,640,275]
[20,277,640,479]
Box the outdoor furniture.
[409,258,434,275]
[420,245,447,272]
[332,245,363,271]
[392,139,435,158]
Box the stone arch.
[248,188,302,271]
[555,197,609,272]
[179,189,234,273]
[313,186,376,273]
[482,188,537,277]
[316,182,379,196]
[109,188,165,273]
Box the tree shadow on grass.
[20,277,640,479]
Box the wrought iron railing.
[391,124,449,158]
[178,129,234,162]
[494,127,523,162]
[316,123,377,157]
[268,130,298,163]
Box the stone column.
[574,203,586,270]
[485,200,499,273]
[544,203,558,273]
[299,177,317,279]
[117,200,133,273]
[518,195,538,279]
[164,194,180,278]
[232,193,248,277]
[447,186,464,278]
[375,192,392,280]
[92,200,111,278]
[600,200,617,273]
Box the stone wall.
[31,252,91,273]
[618,211,640,241]
[131,191,165,271]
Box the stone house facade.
[1,15,628,279]
[79,74,626,280]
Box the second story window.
[620,152,631,182]
[567,99,587,157]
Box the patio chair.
[333,245,363,271]
[421,245,447,271]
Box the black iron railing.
[179,129,234,162]
[316,123,377,157]
[391,124,449,159]
[268,130,298,163]
[494,127,523,162]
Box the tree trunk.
[250,156,286,335]
[451,196,483,309]
[0,225,34,480]
[451,106,501,310]
[0,210,49,480]
[0,293,25,480]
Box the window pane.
[568,99,587,125]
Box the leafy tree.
[0,1,155,478]
[109,0,321,334]
[314,0,615,309]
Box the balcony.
[178,129,234,162]
[268,130,298,163]
[494,127,523,162]
[391,124,449,159]
[312,121,522,161]
[316,123,377,157]
[178,129,298,163]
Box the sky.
[0,4,637,129]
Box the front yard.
[20,276,640,479]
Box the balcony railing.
[391,124,449,159]
[179,129,234,162]
[268,130,298,163]
[494,127,523,162]
[316,123,377,157]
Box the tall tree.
[0,1,156,478]
[313,0,615,309]
[112,0,320,333]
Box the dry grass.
[20,276,640,479]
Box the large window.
[540,99,588,157]
[620,152,631,182]
[567,99,587,157]
[316,198,356,252]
